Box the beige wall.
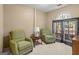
[0,4,3,52]
[4,5,46,37]
[47,5,79,32]
[36,10,47,29]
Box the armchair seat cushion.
[45,35,53,41]
[18,41,32,51]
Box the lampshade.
[34,27,40,37]
[35,27,40,32]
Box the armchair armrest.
[25,38,34,47]
[10,40,19,54]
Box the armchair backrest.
[40,29,52,35]
[9,30,26,42]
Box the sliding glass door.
[63,20,77,45]
[53,21,63,42]
[52,17,79,46]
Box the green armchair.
[40,29,56,44]
[9,30,33,55]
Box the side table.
[31,34,42,47]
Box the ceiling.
[26,4,67,12]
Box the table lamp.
[34,27,40,37]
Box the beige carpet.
[29,42,72,55]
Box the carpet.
[29,42,72,55]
